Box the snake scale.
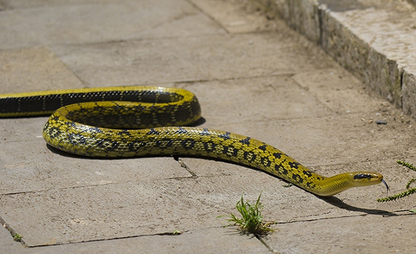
[0,86,385,196]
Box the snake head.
[352,172,386,188]
[314,171,387,196]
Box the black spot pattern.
[199,128,210,136]
[90,126,103,133]
[155,139,173,148]
[258,145,267,151]
[219,132,231,140]
[95,139,118,151]
[275,164,288,175]
[288,162,300,169]
[292,174,304,184]
[67,133,87,145]
[243,151,256,162]
[223,146,238,157]
[65,121,77,128]
[273,152,282,159]
[303,170,313,178]
[261,157,271,167]
[175,127,188,134]
[181,139,196,149]
[46,126,61,138]
[306,182,315,189]
[239,137,251,145]
[117,129,131,136]
[147,128,160,135]
[203,141,216,152]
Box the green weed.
[378,160,416,202]
[13,233,22,242]
[219,192,274,235]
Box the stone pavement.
[0,0,416,253]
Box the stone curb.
[254,0,416,117]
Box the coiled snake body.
[0,86,384,196]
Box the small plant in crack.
[219,192,274,235]
[2,222,23,242]
[378,160,416,204]
[12,233,22,242]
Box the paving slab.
[266,212,416,253]
[0,48,84,92]
[177,76,333,123]
[292,68,383,114]
[0,226,270,254]
[0,0,224,50]
[51,32,337,86]
[189,0,277,33]
[1,0,416,253]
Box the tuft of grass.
[13,233,22,242]
[219,192,274,235]
[378,160,416,202]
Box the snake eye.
[353,173,372,180]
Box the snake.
[0,86,387,196]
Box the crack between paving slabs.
[255,234,275,253]
[171,157,274,252]
[173,156,198,178]
[184,0,230,34]
[0,215,27,247]
[14,230,192,249]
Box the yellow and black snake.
[0,86,386,196]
